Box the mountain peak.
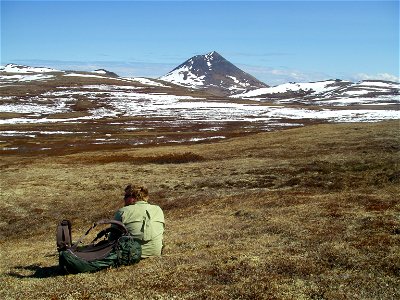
[160,52,268,96]
[205,51,222,59]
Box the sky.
[1,0,399,85]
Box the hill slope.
[232,79,400,106]
[0,121,399,299]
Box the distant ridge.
[159,51,269,96]
[0,63,61,73]
[92,69,119,78]
[231,79,400,105]
[1,62,398,106]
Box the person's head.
[124,184,149,205]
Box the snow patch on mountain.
[233,80,348,98]
[232,79,399,106]
[227,76,251,88]
[64,73,109,79]
[122,77,170,87]
[357,81,399,89]
[0,74,56,83]
[159,65,206,87]
[92,69,107,75]
[0,64,60,73]
[205,51,217,69]
[0,64,61,83]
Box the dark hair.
[124,184,149,201]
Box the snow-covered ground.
[0,64,59,83]
[1,66,399,147]
[0,74,56,83]
[0,64,61,73]
[233,80,344,97]
[232,80,400,106]
[122,77,170,87]
[0,82,398,126]
[0,67,173,88]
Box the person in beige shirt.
[113,184,165,258]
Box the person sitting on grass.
[112,184,165,258]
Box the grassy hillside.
[0,121,399,299]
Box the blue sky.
[1,1,399,85]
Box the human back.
[113,184,165,257]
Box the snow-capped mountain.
[159,51,268,96]
[232,79,400,106]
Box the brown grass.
[80,152,206,165]
[0,121,399,299]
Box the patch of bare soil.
[0,121,399,299]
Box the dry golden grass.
[0,121,399,299]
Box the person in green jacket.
[113,184,165,258]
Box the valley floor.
[0,121,399,299]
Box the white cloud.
[240,64,400,86]
[239,65,332,86]
[353,73,400,83]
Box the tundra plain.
[0,120,399,299]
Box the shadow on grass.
[8,264,66,278]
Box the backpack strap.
[142,209,152,241]
[71,219,129,250]
[56,219,72,252]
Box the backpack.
[56,219,72,252]
[56,219,141,274]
